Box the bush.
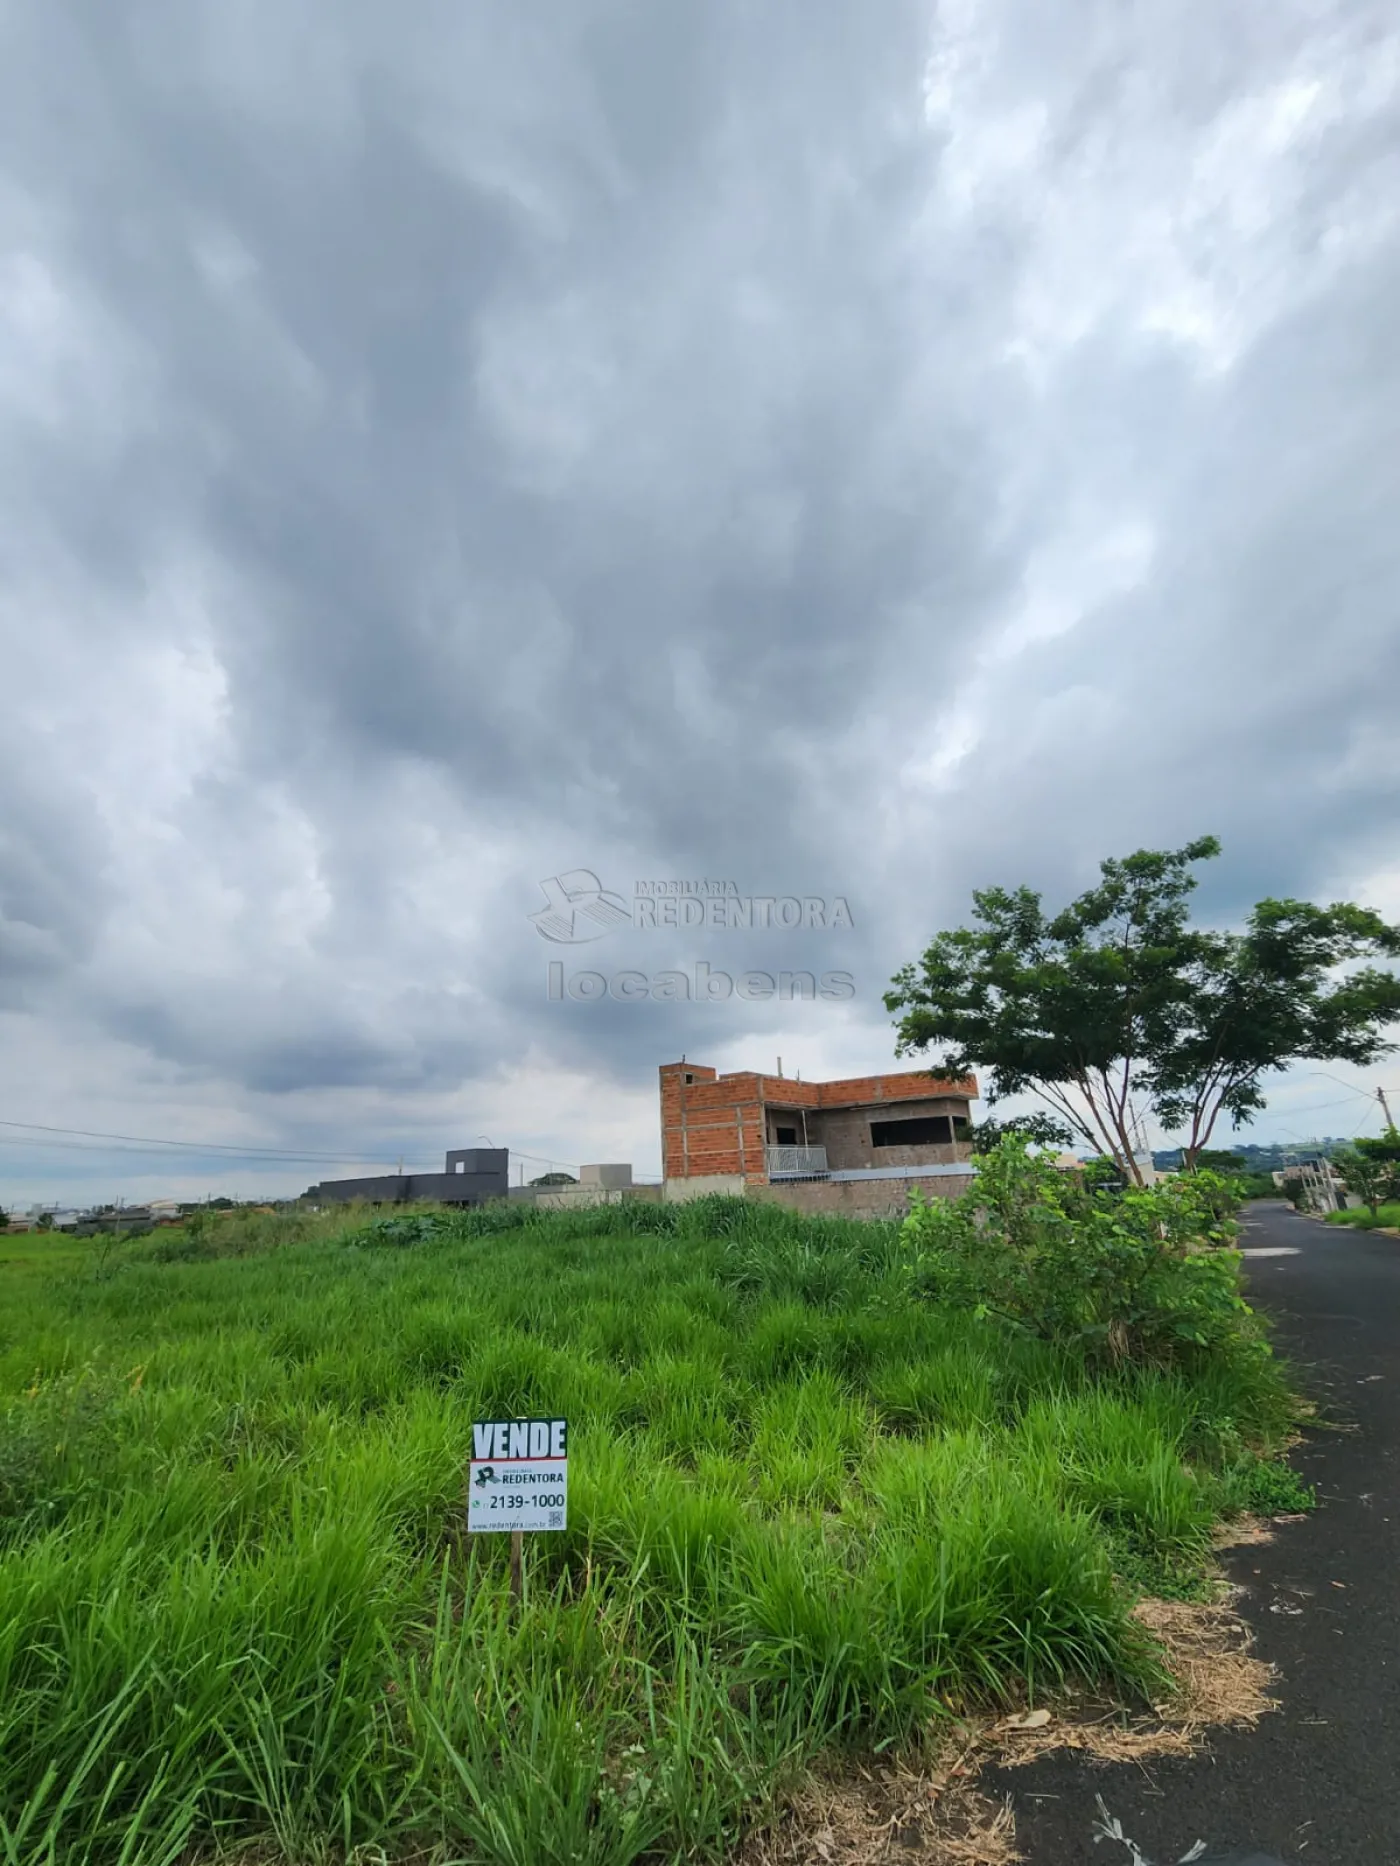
[899,1140,1264,1372]
[1333,1140,1400,1217]
[1227,1454,1316,1516]
[1235,1172,1280,1201]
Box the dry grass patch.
[739,1579,1279,1862]
[740,1757,1018,1866]
[1212,1512,1276,1549]
[986,1588,1277,1768]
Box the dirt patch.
[1213,1512,1276,1549]
[740,1758,1019,1866]
[982,1589,1276,1770]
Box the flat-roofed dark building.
[305,1148,508,1207]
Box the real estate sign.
[468,1417,568,1533]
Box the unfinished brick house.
[659,1060,979,1216]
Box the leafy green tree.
[1079,1156,1127,1194]
[1195,1150,1247,1175]
[1152,900,1400,1168]
[1236,1171,1281,1201]
[886,837,1400,1185]
[967,1111,1074,1155]
[1335,1132,1400,1217]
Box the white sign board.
[468,1417,568,1533]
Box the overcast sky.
[3,0,1398,1207]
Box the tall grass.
[1327,1201,1400,1230]
[0,1196,1298,1863]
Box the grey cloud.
[0,762,110,1006]
[1,0,1398,1194]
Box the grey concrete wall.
[663,1173,747,1201]
[445,1149,507,1177]
[748,1173,974,1219]
[580,1164,634,1188]
[800,1099,972,1171]
[529,1182,663,1210]
[308,1155,508,1206]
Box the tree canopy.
[968,1111,1074,1155]
[1336,1130,1400,1216]
[886,837,1400,1183]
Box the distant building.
[304,1148,509,1208]
[510,1164,663,1209]
[660,1060,979,1218]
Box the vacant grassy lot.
[0,1229,91,1280]
[0,1191,1299,1866]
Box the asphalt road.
[982,1201,1400,1866]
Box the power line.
[1305,1071,1396,1103]
[0,1117,589,1177]
[1349,1106,1378,1141]
[1269,1095,1376,1119]
[0,1117,412,1163]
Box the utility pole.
[1379,1085,1395,1132]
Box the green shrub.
[1236,1172,1281,1201]
[1232,1454,1316,1516]
[899,1140,1263,1372]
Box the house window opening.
[870,1115,954,1148]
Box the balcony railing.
[765,1145,829,1179]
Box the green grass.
[0,1197,1302,1865]
[1326,1202,1400,1230]
[0,1231,91,1279]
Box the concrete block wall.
[746,1173,974,1219]
[808,1099,969,1170]
[662,1173,748,1202]
[580,1164,634,1188]
[531,1182,663,1210]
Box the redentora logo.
[529,871,855,942]
[529,871,632,943]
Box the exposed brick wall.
[659,1063,766,1180]
[660,1060,978,1184]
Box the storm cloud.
[2,0,1398,1201]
